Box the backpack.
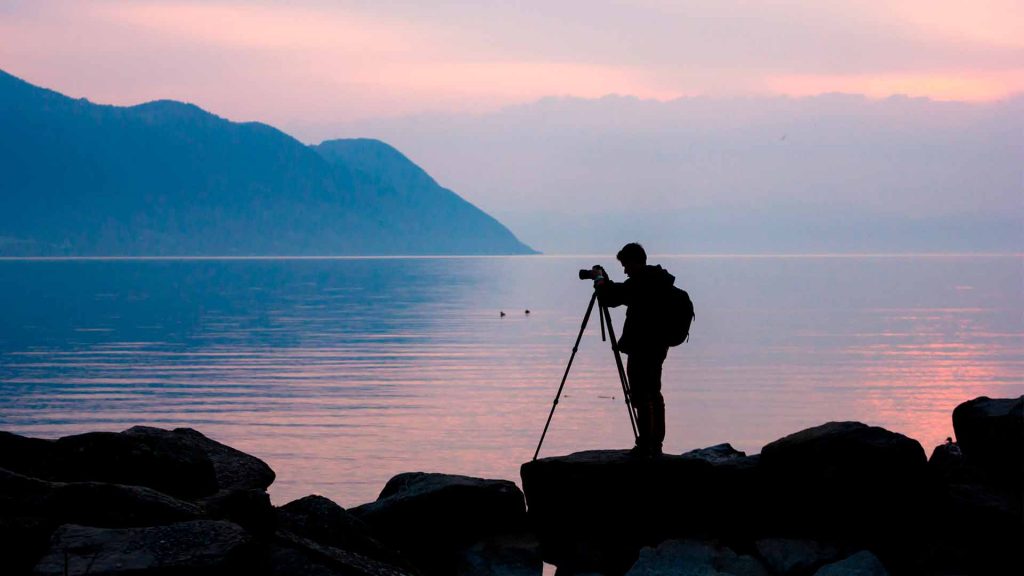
[662,285,695,346]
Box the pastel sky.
[2,0,1022,127]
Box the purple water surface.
[1,255,1021,507]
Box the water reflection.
[1,255,1021,507]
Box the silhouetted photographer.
[593,243,691,458]
[534,242,692,461]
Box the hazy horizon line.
[8,66,1023,133]
[2,252,1020,262]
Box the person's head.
[616,243,647,277]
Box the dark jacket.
[598,264,675,354]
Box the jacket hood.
[643,264,675,286]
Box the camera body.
[578,266,607,283]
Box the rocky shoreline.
[1,395,1020,575]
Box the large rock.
[1,466,203,528]
[55,429,218,499]
[32,520,253,576]
[351,472,527,575]
[624,539,769,576]
[926,439,971,484]
[758,422,927,549]
[523,425,932,573]
[0,432,59,478]
[454,532,543,576]
[921,400,1024,574]
[521,448,762,574]
[277,494,412,570]
[759,422,927,480]
[268,530,417,576]
[680,443,750,465]
[812,551,889,576]
[0,427,275,500]
[124,426,275,491]
[0,516,57,576]
[0,429,217,499]
[754,539,843,575]
[925,481,1023,574]
[199,488,275,534]
[952,396,1023,487]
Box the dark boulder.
[454,532,543,576]
[758,421,928,557]
[679,443,749,464]
[56,429,219,498]
[926,439,970,484]
[952,396,1023,487]
[351,472,527,575]
[268,530,417,576]
[523,425,932,574]
[199,488,275,534]
[922,397,1024,573]
[812,551,889,576]
[521,448,762,574]
[759,421,927,480]
[0,432,59,478]
[0,515,56,576]
[1,466,203,529]
[32,520,254,576]
[754,538,843,575]
[925,481,1023,574]
[0,429,217,499]
[624,539,770,576]
[124,426,275,491]
[0,427,275,500]
[276,494,412,570]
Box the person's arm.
[595,267,629,308]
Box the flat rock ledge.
[522,397,1023,575]
[2,395,1021,576]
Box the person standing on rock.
[592,242,677,458]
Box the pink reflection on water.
[819,307,1022,454]
[4,256,1022,509]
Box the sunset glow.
[2,4,1021,573]
[2,0,1020,124]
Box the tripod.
[533,289,637,461]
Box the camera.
[578,266,606,282]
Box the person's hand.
[592,265,607,286]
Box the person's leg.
[649,348,667,452]
[626,344,667,453]
[626,354,652,450]
[650,391,665,452]
[627,350,666,454]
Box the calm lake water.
[1,255,1021,507]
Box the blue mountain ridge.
[0,69,536,255]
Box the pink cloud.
[92,2,426,54]
[1,0,1021,123]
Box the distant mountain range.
[0,70,535,256]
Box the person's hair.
[616,242,647,265]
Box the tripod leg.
[600,303,638,442]
[533,291,599,461]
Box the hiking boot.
[629,444,662,460]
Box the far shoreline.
[0,251,1021,261]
